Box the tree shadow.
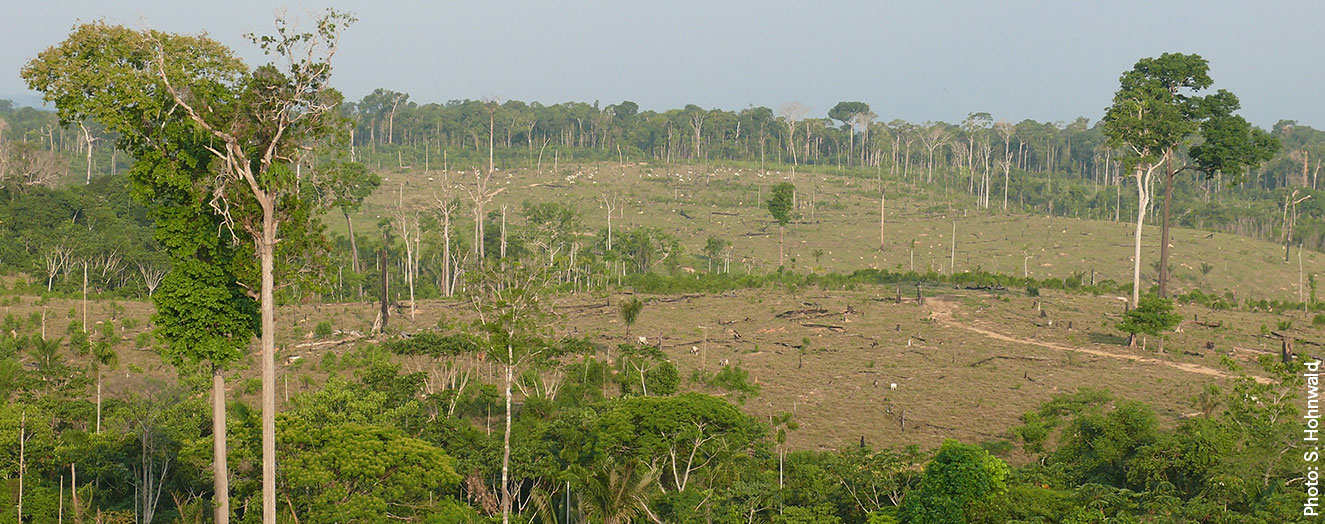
[1087,331,1128,346]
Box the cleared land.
[8,161,1320,458]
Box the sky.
[2,0,1321,128]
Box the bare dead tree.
[432,175,459,297]
[45,245,72,291]
[386,92,407,145]
[778,103,808,182]
[392,184,421,319]
[78,121,100,185]
[462,167,505,260]
[920,124,950,184]
[602,192,619,251]
[1283,190,1312,262]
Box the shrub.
[314,321,334,339]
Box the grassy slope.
[357,162,1321,301]
[11,161,1321,458]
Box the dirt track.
[924,296,1272,385]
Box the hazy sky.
[2,1,1321,128]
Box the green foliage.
[775,504,844,524]
[768,182,795,226]
[67,320,90,355]
[615,343,678,396]
[696,364,762,404]
[620,296,643,332]
[901,440,1010,524]
[1013,389,1113,454]
[1102,52,1277,182]
[152,259,258,369]
[1052,401,1158,487]
[828,101,871,127]
[596,393,765,491]
[1116,295,1182,340]
[314,320,334,338]
[280,421,472,524]
[381,330,482,357]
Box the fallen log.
[970,355,1052,367]
[802,323,846,333]
[295,333,365,350]
[776,308,830,319]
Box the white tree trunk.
[213,366,230,524]
[260,206,277,524]
[1131,166,1153,306]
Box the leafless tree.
[44,245,72,291]
[1283,190,1312,262]
[778,103,808,181]
[393,185,421,319]
[689,108,706,160]
[78,121,99,185]
[851,111,877,166]
[463,167,505,260]
[432,175,459,297]
[920,124,950,184]
[386,92,407,145]
[602,192,619,251]
[995,121,1015,211]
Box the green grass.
[352,162,1321,303]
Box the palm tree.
[580,458,663,524]
[30,335,63,380]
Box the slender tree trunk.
[501,351,514,524]
[1158,152,1174,298]
[212,365,230,524]
[779,225,785,267]
[950,220,957,273]
[345,210,362,297]
[380,243,390,332]
[879,190,886,251]
[260,206,277,524]
[1132,168,1151,307]
[71,464,80,524]
[442,217,452,296]
[17,412,23,524]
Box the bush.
[1314,314,1325,327]
[314,321,334,339]
[1026,286,1040,297]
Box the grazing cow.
[889,383,898,390]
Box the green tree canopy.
[900,440,1009,524]
[768,183,795,227]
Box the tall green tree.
[829,101,871,165]
[24,12,353,523]
[768,182,795,267]
[1102,53,1278,302]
